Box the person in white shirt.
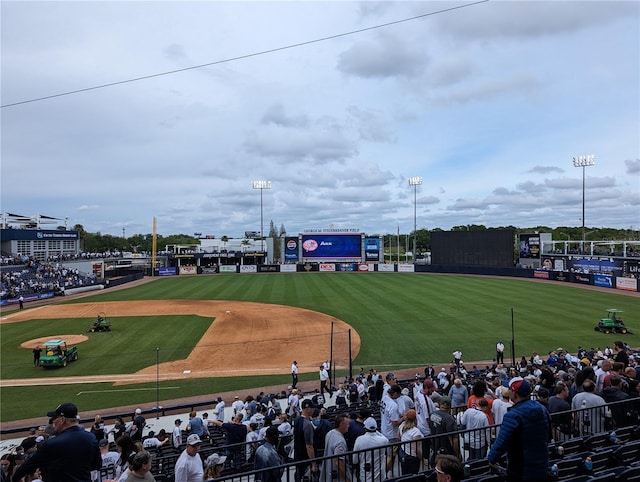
[380,385,402,442]
[95,439,119,482]
[213,397,225,422]
[174,434,204,482]
[172,419,183,449]
[142,431,168,449]
[319,364,332,398]
[396,388,415,416]
[496,341,505,364]
[277,414,292,437]
[353,418,391,482]
[490,386,513,437]
[288,391,301,418]
[231,396,244,417]
[291,361,299,389]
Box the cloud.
[337,32,427,79]
[529,166,564,175]
[626,159,640,174]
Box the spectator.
[11,403,101,482]
[353,418,390,482]
[203,453,226,481]
[435,454,464,482]
[487,377,551,481]
[174,435,203,482]
[254,427,281,482]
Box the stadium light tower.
[408,176,422,263]
[572,155,595,245]
[251,180,272,253]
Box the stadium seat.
[466,458,492,477]
[610,426,634,444]
[613,440,640,466]
[614,466,640,481]
[589,449,614,473]
[556,457,584,480]
[560,437,587,456]
[589,472,618,482]
[584,433,611,452]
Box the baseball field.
[1,272,638,424]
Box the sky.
[1,1,639,238]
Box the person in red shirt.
[467,380,494,425]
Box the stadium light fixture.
[572,155,595,245]
[408,177,423,263]
[251,180,272,254]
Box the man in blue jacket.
[487,377,551,482]
[12,403,101,482]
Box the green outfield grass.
[1,273,637,422]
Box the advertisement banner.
[398,264,415,273]
[319,263,336,272]
[336,263,356,271]
[299,263,320,272]
[567,257,622,275]
[179,266,197,275]
[258,265,279,273]
[616,277,638,291]
[220,266,237,273]
[365,251,380,261]
[280,264,297,273]
[158,267,177,276]
[358,264,374,272]
[552,271,570,282]
[0,292,55,307]
[519,234,541,259]
[593,275,614,288]
[623,260,640,278]
[378,264,395,272]
[201,266,218,274]
[533,271,550,279]
[284,237,299,262]
[571,273,592,285]
[301,234,362,260]
[240,265,257,273]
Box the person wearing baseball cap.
[293,398,318,482]
[353,417,390,482]
[487,377,551,481]
[174,434,204,482]
[11,403,101,482]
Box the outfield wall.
[152,263,640,292]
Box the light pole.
[251,180,271,254]
[408,177,422,263]
[572,155,595,245]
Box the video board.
[301,234,362,261]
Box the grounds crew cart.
[594,309,632,334]
[39,339,79,368]
[88,312,111,332]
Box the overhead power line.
[1,0,488,109]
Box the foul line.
[77,387,181,396]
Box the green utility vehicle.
[39,339,79,368]
[88,312,111,332]
[594,309,632,334]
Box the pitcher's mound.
[21,335,89,349]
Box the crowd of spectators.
[3,340,640,482]
[0,257,98,300]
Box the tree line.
[63,223,637,256]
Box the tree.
[269,220,281,262]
